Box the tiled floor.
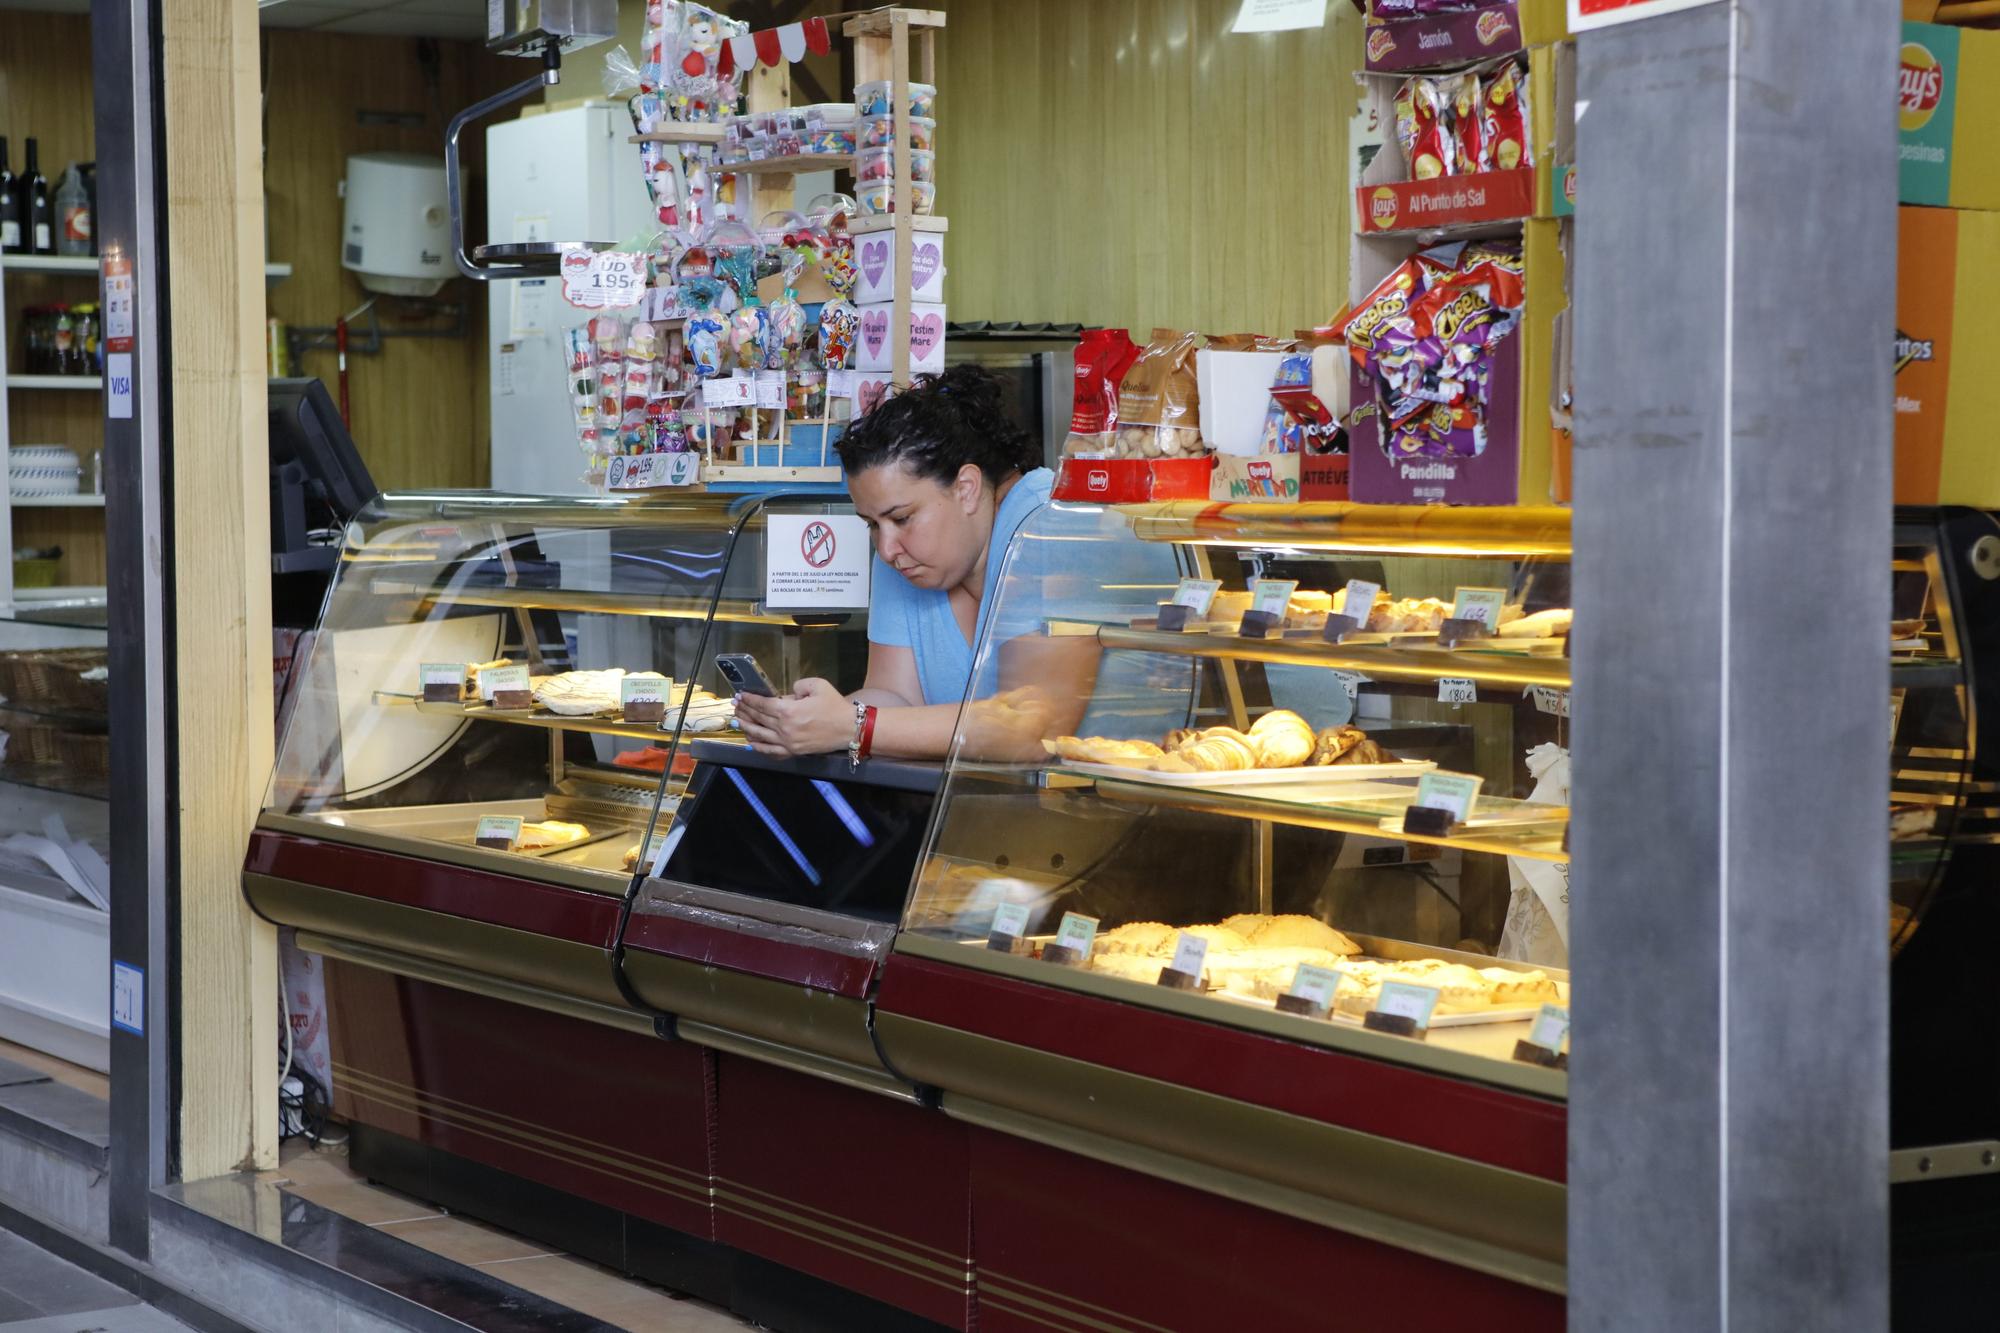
[267,1140,752,1331]
[0,1227,189,1331]
[0,1042,106,1103]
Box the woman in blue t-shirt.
[734,365,1095,762]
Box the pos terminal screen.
[661,759,936,921]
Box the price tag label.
[1251,578,1298,618]
[1339,579,1381,622]
[754,369,788,409]
[560,249,647,309]
[621,674,668,724]
[1438,677,1478,705]
[1053,911,1099,961]
[420,662,466,703]
[1157,578,1221,632]
[1413,770,1483,822]
[1333,671,1366,701]
[1526,685,1571,717]
[1168,932,1210,980]
[826,369,862,400]
[474,815,523,851]
[1451,587,1507,627]
[1526,1003,1571,1053]
[990,901,1032,940]
[1374,980,1441,1029]
[701,374,756,408]
[479,664,531,706]
[1289,964,1342,1009]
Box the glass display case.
[898,500,1964,1085]
[258,489,869,896]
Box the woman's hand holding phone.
[733,677,856,756]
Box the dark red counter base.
[324,962,1562,1332]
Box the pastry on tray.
[1497,608,1572,639]
[532,669,669,717]
[1052,714,1394,775]
[516,820,589,850]
[1247,710,1315,768]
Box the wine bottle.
[24,138,53,256]
[0,138,20,254]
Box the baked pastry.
[1248,710,1315,768]
[1174,729,1258,772]
[462,658,513,701]
[1244,914,1361,955]
[1368,596,1451,634]
[1095,921,1178,956]
[1311,725,1365,765]
[1285,590,1334,628]
[1053,736,1168,766]
[531,669,669,717]
[621,842,645,871]
[1162,727,1200,752]
[1497,608,1572,639]
[1179,923,1253,953]
[1210,589,1254,625]
[517,820,589,850]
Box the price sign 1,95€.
[561,250,647,310]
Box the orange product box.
[1893,204,2000,506]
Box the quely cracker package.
[1110,329,1204,460]
[1062,328,1142,457]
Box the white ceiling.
[257,0,490,41]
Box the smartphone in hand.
[714,652,780,697]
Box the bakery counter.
[872,940,1568,1304]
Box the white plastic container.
[859,115,936,151]
[9,446,82,496]
[855,80,937,118]
[857,147,934,185]
[856,179,937,216]
[0,881,109,1072]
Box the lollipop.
[760,210,812,371]
[727,302,768,372]
[678,247,726,379]
[817,299,858,371]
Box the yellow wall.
[922,0,1361,335]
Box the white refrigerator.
[485,101,656,495]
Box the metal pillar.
[1569,3,1895,1329]
[96,0,176,1259]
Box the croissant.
[1311,725,1366,765]
[1181,733,1258,772]
[1338,738,1391,765]
[1248,710,1315,768]
[1162,728,1200,752]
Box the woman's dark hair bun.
[835,362,1041,486]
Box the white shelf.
[4,376,96,391]
[10,495,103,508]
[0,255,96,274]
[1,254,292,280]
[13,586,107,605]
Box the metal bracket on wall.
[1890,1141,2000,1184]
[286,296,469,368]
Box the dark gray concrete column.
[1569,3,1895,1329]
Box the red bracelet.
[858,704,879,761]
[849,701,879,770]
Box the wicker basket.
[56,730,110,780]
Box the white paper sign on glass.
[1451,587,1507,627]
[1527,685,1571,718]
[1374,980,1442,1029]
[991,901,1032,939]
[1438,677,1478,705]
[1527,1003,1571,1052]
[826,369,862,400]
[1414,770,1483,821]
[1169,932,1210,979]
[1054,912,1099,959]
[765,513,872,611]
[1333,671,1366,701]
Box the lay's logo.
[1366,26,1394,62]
[1369,186,1400,230]
[1475,10,1512,45]
[1900,42,1944,133]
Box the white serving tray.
[1061,758,1435,787]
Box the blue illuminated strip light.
[724,767,820,886]
[811,779,876,848]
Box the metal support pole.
[95,0,175,1259]
[1569,3,1895,1329]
